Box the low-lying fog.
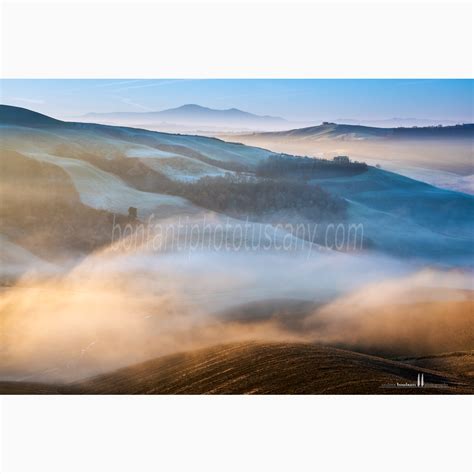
[225,137,474,194]
[1,222,472,383]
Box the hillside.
[399,351,474,382]
[0,149,141,261]
[0,105,473,395]
[0,105,275,164]
[0,104,62,127]
[0,342,471,394]
[226,122,474,193]
[1,105,473,268]
[239,122,474,141]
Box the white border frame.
[1,1,473,472]
[1,0,473,78]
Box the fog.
[1,223,471,382]
[306,269,473,356]
[227,136,474,193]
[1,106,472,392]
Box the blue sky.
[1,79,472,123]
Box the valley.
[0,104,472,394]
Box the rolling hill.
[0,104,276,212]
[0,342,471,394]
[0,104,275,165]
[1,105,473,267]
[0,105,473,394]
[237,122,474,141]
[226,122,474,193]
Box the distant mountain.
[78,104,290,132]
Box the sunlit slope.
[126,146,232,181]
[0,148,314,273]
[400,351,474,383]
[65,342,470,394]
[2,342,468,394]
[0,149,147,262]
[115,126,272,165]
[26,152,195,218]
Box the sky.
[1,79,472,123]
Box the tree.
[128,206,138,220]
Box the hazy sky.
[1,79,472,123]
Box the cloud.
[113,79,193,93]
[9,97,45,105]
[119,97,154,111]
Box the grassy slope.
[310,168,474,263]
[26,152,194,218]
[2,108,472,262]
[0,150,141,261]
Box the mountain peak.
[164,104,247,114]
[175,104,210,111]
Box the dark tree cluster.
[48,143,347,222]
[256,155,368,179]
[176,174,347,221]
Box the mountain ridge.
[80,103,288,124]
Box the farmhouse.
[333,155,350,164]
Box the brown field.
[1,342,472,395]
[399,351,474,381]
